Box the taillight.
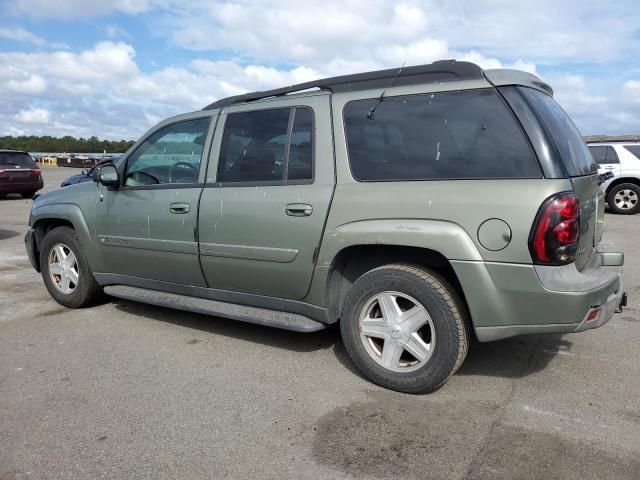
[529,193,580,265]
[32,169,42,176]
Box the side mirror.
[93,164,119,187]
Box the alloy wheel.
[358,291,435,373]
[48,243,79,294]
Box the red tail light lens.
[32,169,42,176]
[529,193,580,265]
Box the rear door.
[197,94,334,300]
[589,145,621,177]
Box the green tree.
[0,135,135,153]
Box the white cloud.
[15,107,50,124]
[1,1,640,138]
[0,27,47,46]
[6,0,156,18]
[0,27,67,49]
[7,74,47,95]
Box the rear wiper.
[367,63,405,120]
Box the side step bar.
[104,285,328,332]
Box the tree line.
[0,135,135,153]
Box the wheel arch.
[325,244,471,327]
[605,177,640,197]
[30,204,98,271]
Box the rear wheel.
[607,183,640,215]
[39,226,102,308]
[21,191,37,199]
[340,264,469,393]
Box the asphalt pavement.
[1,166,639,479]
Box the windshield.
[0,152,37,168]
[517,87,597,177]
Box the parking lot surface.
[1,167,639,479]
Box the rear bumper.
[452,252,625,342]
[0,179,43,193]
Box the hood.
[33,179,99,210]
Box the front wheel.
[607,183,640,215]
[340,264,469,394]
[39,226,102,308]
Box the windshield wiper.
[367,63,405,120]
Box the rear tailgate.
[1,166,39,183]
[571,174,602,270]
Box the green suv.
[25,60,626,393]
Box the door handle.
[169,202,190,214]
[285,203,313,217]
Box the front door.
[95,113,216,286]
[198,95,334,299]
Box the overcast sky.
[1,0,639,140]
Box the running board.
[103,285,328,332]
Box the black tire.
[21,191,37,199]
[607,183,640,215]
[39,226,102,308]
[340,264,469,394]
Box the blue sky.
[1,0,639,140]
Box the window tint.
[605,146,619,163]
[518,88,597,176]
[589,146,607,164]
[218,109,290,183]
[343,89,540,181]
[125,118,210,186]
[217,107,314,184]
[589,146,620,164]
[287,108,313,181]
[624,145,640,160]
[0,152,36,168]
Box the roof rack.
[203,60,483,110]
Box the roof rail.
[203,60,483,110]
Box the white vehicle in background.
[587,142,640,215]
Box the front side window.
[343,89,541,181]
[217,107,314,184]
[124,117,211,186]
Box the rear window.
[517,88,597,176]
[624,145,640,159]
[343,89,541,181]
[0,152,36,168]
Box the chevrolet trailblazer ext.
[25,61,626,393]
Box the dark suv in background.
[0,149,43,198]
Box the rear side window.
[517,88,597,176]
[343,89,540,181]
[217,107,314,184]
[0,152,36,168]
[625,145,640,160]
[589,146,620,164]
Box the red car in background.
[0,149,43,199]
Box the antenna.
[367,62,405,120]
